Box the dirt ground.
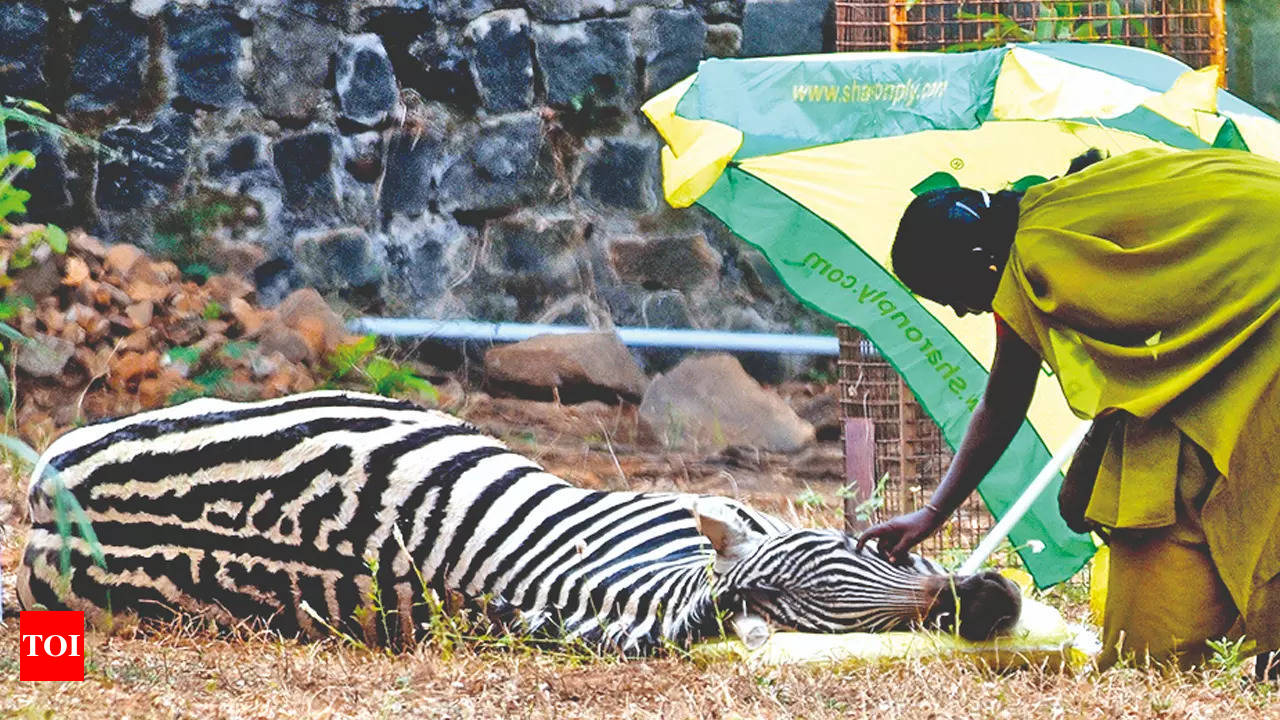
[2,396,1279,718]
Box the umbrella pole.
[958,420,1093,576]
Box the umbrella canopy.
[643,42,1280,588]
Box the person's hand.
[856,508,946,564]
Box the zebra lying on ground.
[18,390,1021,654]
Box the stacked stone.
[5,226,350,445]
[0,0,834,383]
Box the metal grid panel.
[835,0,1226,73]
[837,326,993,555]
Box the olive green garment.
[992,147,1280,652]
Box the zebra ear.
[692,497,768,573]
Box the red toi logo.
[19,611,85,681]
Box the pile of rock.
[484,331,818,454]
[5,226,353,444]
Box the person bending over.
[859,147,1280,671]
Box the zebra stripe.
[18,390,1020,652]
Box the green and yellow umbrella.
[643,42,1280,588]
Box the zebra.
[17,390,1021,654]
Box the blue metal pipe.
[347,318,839,356]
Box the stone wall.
[0,0,837,381]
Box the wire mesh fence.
[837,326,995,558]
[831,1,1221,577]
[835,0,1226,73]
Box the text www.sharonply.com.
[799,251,982,412]
[790,78,949,106]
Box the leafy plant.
[163,346,248,405]
[0,434,107,599]
[219,340,255,361]
[325,335,438,402]
[151,190,259,282]
[796,487,826,510]
[850,473,892,524]
[944,1,1164,53]
[1206,635,1250,689]
[0,98,110,425]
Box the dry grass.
[1,611,1277,720]
[3,449,1279,719]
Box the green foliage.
[219,340,255,360]
[0,150,68,282]
[192,367,232,394]
[164,345,254,406]
[850,472,891,524]
[327,334,377,379]
[202,300,224,320]
[325,335,439,402]
[0,98,107,424]
[1206,636,1250,689]
[0,434,107,584]
[165,345,202,367]
[795,487,826,510]
[944,2,1164,53]
[152,190,258,281]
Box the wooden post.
[888,0,908,51]
[843,418,877,533]
[1209,0,1227,88]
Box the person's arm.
[856,327,1042,563]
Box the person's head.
[891,187,1020,317]
[891,149,1106,318]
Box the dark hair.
[1066,148,1106,175]
[890,187,1021,302]
[891,148,1107,301]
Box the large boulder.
[0,2,48,101]
[167,7,242,109]
[67,5,150,114]
[275,288,354,361]
[639,353,815,452]
[465,10,534,114]
[532,19,635,108]
[485,332,648,403]
[335,34,399,128]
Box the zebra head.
[692,498,1022,642]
